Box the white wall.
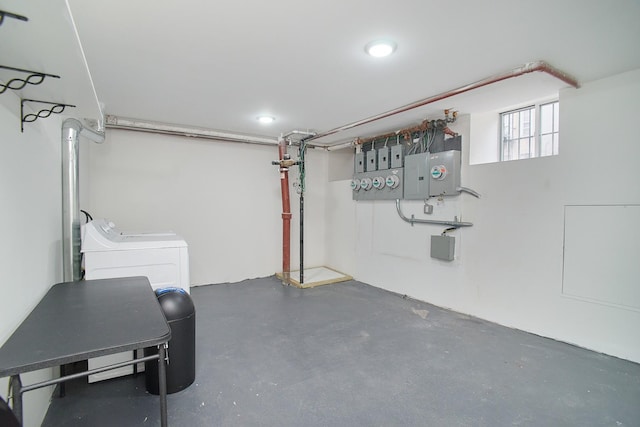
[469,110,499,165]
[84,131,328,285]
[326,69,640,363]
[0,94,62,426]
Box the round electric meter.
[386,175,400,189]
[430,165,447,180]
[350,179,361,191]
[360,178,373,190]
[372,177,385,189]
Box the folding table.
[0,277,171,426]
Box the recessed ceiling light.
[257,115,275,124]
[365,40,397,58]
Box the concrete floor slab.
[42,277,640,426]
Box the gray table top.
[0,277,171,377]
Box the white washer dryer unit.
[81,218,190,382]
[82,219,190,294]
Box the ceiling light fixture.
[257,115,275,124]
[365,40,397,58]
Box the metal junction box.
[403,153,430,200]
[431,235,455,261]
[366,150,377,172]
[390,144,404,168]
[355,152,365,173]
[429,150,461,197]
[377,147,390,170]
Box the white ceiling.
[64,0,640,145]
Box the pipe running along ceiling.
[103,61,578,150]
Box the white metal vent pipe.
[105,115,278,146]
[62,118,104,282]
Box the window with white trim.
[500,101,559,161]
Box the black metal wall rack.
[1,64,75,133]
[20,99,76,132]
[0,9,28,26]
[1,8,78,132]
[0,65,60,94]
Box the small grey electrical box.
[355,152,365,173]
[366,150,377,172]
[431,235,455,261]
[377,147,390,170]
[390,144,404,168]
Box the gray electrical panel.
[390,144,404,168]
[429,135,462,153]
[366,150,377,172]
[431,235,455,261]
[429,150,461,197]
[352,135,465,203]
[377,147,390,170]
[403,152,430,200]
[355,152,365,173]
[351,169,403,201]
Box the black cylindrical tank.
[145,287,196,395]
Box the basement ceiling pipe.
[309,61,579,145]
[62,118,104,282]
[104,115,279,147]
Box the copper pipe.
[278,138,292,284]
[443,127,457,137]
[308,61,579,143]
[356,120,430,146]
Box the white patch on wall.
[562,205,640,311]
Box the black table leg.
[59,364,66,397]
[9,375,22,425]
[158,343,168,427]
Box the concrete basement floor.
[43,277,640,426]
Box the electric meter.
[360,178,373,190]
[386,174,400,189]
[372,176,385,189]
[430,165,447,180]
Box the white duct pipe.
[105,115,278,146]
[61,118,104,282]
